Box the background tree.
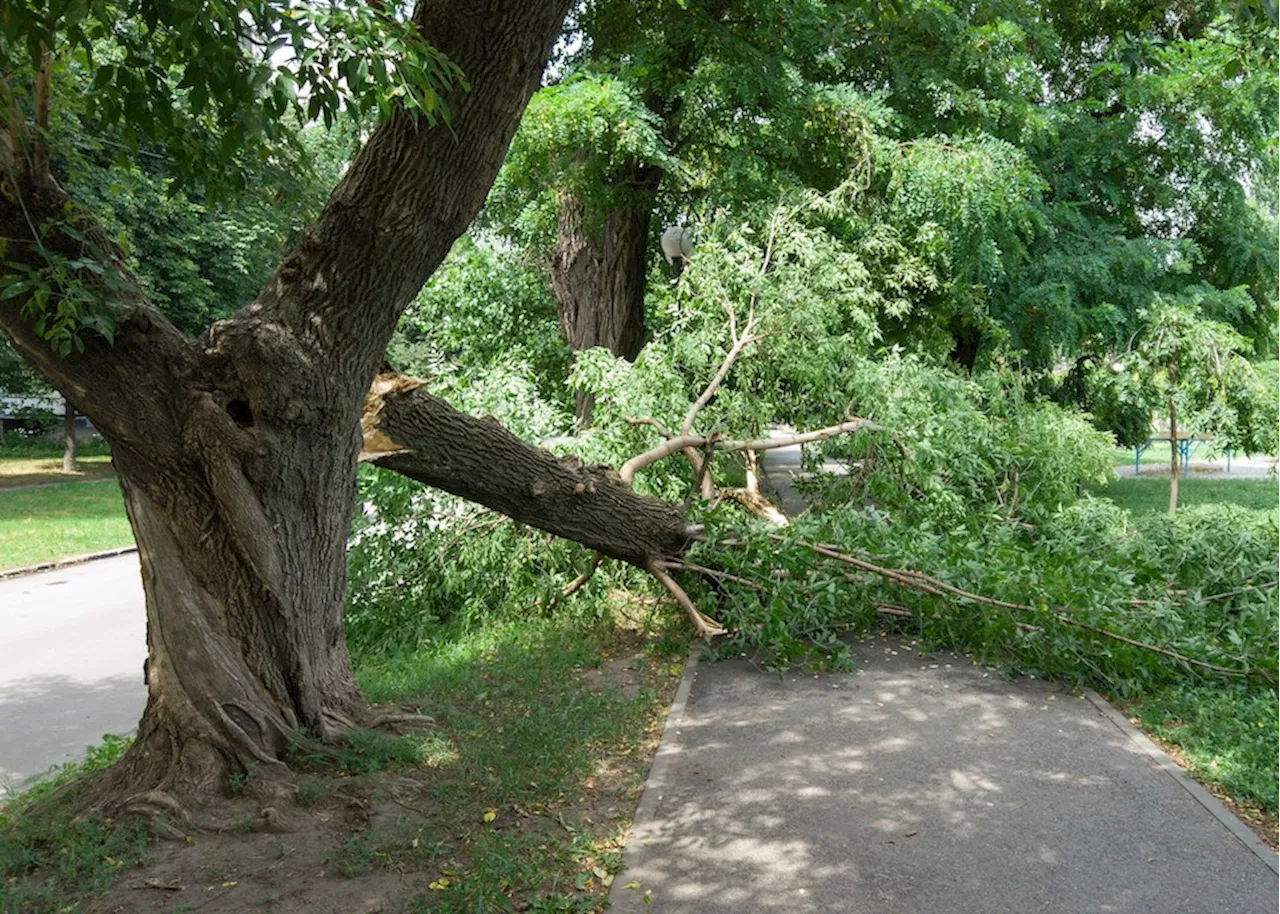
[484,0,886,418]
[1129,299,1276,512]
[481,0,1277,421]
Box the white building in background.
[0,394,95,437]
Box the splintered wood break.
[359,371,425,463]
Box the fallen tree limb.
[359,371,1267,678]
[782,535,1261,680]
[365,373,693,567]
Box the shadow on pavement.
[0,673,143,797]
[611,636,1278,913]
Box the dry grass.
[0,455,116,490]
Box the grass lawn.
[1113,441,1177,467]
[1093,475,1278,517]
[0,614,688,913]
[0,480,134,571]
[1125,683,1278,840]
[1093,471,1278,844]
[0,454,116,489]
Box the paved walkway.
[611,440,1278,912]
[0,554,147,795]
[611,640,1278,913]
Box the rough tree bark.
[550,164,662,422]
[364,377,692,566]
[0,0,574,812]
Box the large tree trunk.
[111,435,363,802]
[0,0,574,811]
[549,165,661,422]
[949,321,982,373]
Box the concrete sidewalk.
[610,636,1278,913]
[0,553,147,795]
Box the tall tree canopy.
[480,0,1277,404]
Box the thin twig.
[32,44,51,176]
[1201,580,1278,603]
[435,512,504,558]
[560,552,602,599]
[680,328,759,436]
[659,558,765,591]
[646,556,726,639]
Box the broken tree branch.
[646,556,727,639]
[782,535,1260,679]
[625,415,709,483]
[659,559,765,592]
[680,322,760,436]
[620,418,875,486]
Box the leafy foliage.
[392,237,571,408]
[692,498,1277,692]
[484,74,677,250]
[1127,299,1279,456]
[1,0,461,194]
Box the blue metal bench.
[1133,435,1224,476]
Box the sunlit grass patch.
[1094,476,1278,517]
[0,480,133,570]
[346,616,681,910]
[1128,683,1279,817]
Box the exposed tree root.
[119,790,191,840]
[365,710,438,733]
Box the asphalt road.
[0,554,147,796]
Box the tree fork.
[3,0,579,820]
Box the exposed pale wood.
[646,557,726,639]
[621,418,874,484]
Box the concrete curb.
[1084,689,1279,874]
[609,646,700,907]
[0,545,138,581]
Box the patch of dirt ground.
[83,637,684,914]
